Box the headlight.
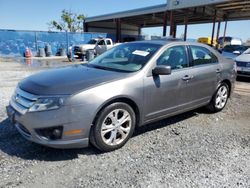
[29,97,65,112]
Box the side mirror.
[233,50,241,55]
[152,65,171,75]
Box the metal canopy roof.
[85,4,167,23]
[85,0,250,27]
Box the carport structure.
[85,0,250,44]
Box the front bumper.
[237,67,250,77]
[6,105,90,149]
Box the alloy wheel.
[215,85,228,109]
[101,109,132,146]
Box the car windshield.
[218,37,232,44]
[223,45,247,53]
[87,39,97,44]
[88,43,161,72]
[243,48,250,54]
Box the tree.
[48,10,85,32]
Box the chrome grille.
[10,87,38,114]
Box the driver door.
[143,45,192,122]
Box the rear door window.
[190,45,218,66]
[106,40,111,45]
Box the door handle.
[216,69,221,73]
[182,75,193,81]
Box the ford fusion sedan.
[6,41,236,152]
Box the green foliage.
[48,10,85,32]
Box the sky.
[0,0,250,41]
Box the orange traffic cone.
[25,47,32,58]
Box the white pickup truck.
[73,38,119,58]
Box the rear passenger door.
[187,45,221,106]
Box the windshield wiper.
[87,64,133,73]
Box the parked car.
[74,38,118,58]
[221,45,248,59]
[6,41,236,152]
[235,48,250,77]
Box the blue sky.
[0,0,250,41]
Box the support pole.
[184,15,188,41]
[138,27,141,40]
[35,32,38,52]
[216,21,221,48]
[173,24,177,38]
[223,21,228,47]
[116,18,121,43]
[169,11,174,37]
[138,27,141,35]
[211,10,217,46]
[163,11,168,37]
[84,20,88,32]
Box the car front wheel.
[90,102,136,152]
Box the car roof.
[129,40,210,48]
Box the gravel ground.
[0,59,249,188]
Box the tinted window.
[190,46,218,66]
[106,40,111,45]
[98,40,105,45]
[223,45,247,53]
[157,46,188,70]
[88,39,97,44]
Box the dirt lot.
[0,59,249,188]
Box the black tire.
[207,83,229,113]
[90,102,136,152]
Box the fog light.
[36,126,63,140]
[52,129,62,139]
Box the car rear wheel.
[207,83,229,113]
[90,102,136,152]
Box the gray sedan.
[6,41,236,151]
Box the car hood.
[222,51,237,60]
[235,53,250,62]
[19,64,130,95]
[76,44,95,50]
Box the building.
[85,0,250,43]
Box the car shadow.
[0,118,102,161]
[133,110,198,137]
[0,107,208,161]
[237,76,250,83]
